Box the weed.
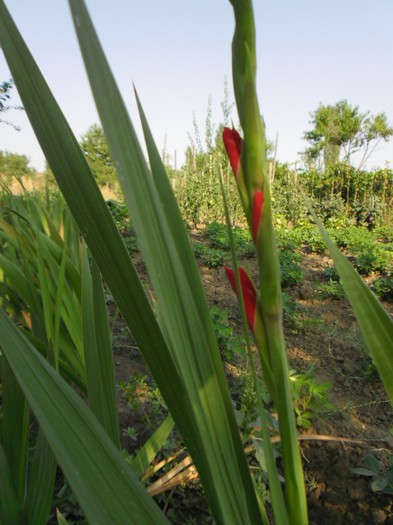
[192,242,228,268]
[123,426,139,441]
[210,305,245,361]
[276,234,305,287]
[106,199,131,230]
[123,232,138,254]
[285,307,324,335]
[289,367,335,429]
[352,453,393,495]
[322,265,340,281]
[373,275,393,302]
[204,221,254,257]
[316,279,346,300]
[118,372,167,430]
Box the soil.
[112,232,393,525]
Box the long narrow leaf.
[24,429,57,525]
[131,414,175,478]
[0,440,23,525]
[0,0,189,425]
[82,247,120,447]
[1,357,29,500]
[0,310,170,525]
[69,1,262,523]
[310,208,393,402]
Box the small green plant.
[352,453,393,495]
[209,305,245,361]
[118,372,167,430]
[106,199,131,230]
[316,279,345,300]
[353,250,380,275]
[289,367,335,429]
[122,233,138,254]
[302,227,328,254]
[275,234,305,287]
[373,275,393,302]
[322,265,340,281]
[204,221,230,249]
[374,226,393,243]
[192,242,228,267]
[279,248,304,287]
[205,221,254,257]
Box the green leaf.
[68,1,263,523]
[0,439,24,525]
[24,429,57,525]
[352,467,377,477]
[0,0,186,428]
[82,247,120,448]
[131,414,175,478]
[0,310,170,525]
[371,478,388,492]
[0,1,264,523]
[309,208,393,403]
[364,453,380,473]
[0,357,29,500]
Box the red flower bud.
[223,127,242,176]
[252,190,264,242]
[225,266,257,331]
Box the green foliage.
[316,279,345,300]
[271,164,308,226]
[277,245,304,288]
[0,150,33,183]
[352,453,393,495]
[176,147,244,226]
[80,123,117,187]
[322,265,339,281]
[118,373,167,431]
[289,368,334,429]
[205,221,254,257]
[1,1,392,524]
[373,275,393,303]
[192,242,228,267]
[106,200,138,253]
[210,305,245,361]
[303,100,393,169]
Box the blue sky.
[1,0,393,172]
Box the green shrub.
[192,242,228,268]
[373,276,393,302]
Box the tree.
[303,100,393,169]
[0,150,33,183]
[0,78,22,130]
[79,124,117,187]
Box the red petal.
[225,266,257,331]
[252,190,264,242]
[223,127,242,176]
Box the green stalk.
[219,173,287,525]
[227,1,308,522]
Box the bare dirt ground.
[112,240,393,524]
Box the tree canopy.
[303,100,393,170]
[79,124,117,187]
[0,150,33,183]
